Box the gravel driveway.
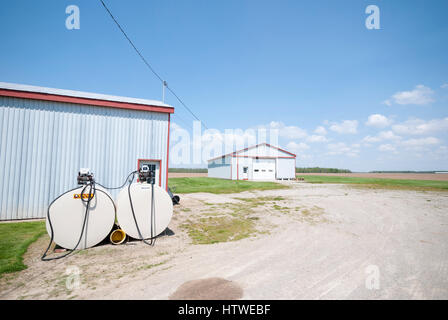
[1,182,447,299]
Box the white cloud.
[286,141,310,152]
[363,135,380,143]
[383,99,392,107]
[385,85,434,106]
[401,137,440,147]
[314,126,327,135]
[441,83,448,89]
[379,131,401,140]
[435,146,448,156]
[261,122,330,143]
[366,114,393,128]
[201,130,257,147]
[307,135,328,143]
[262,121,308,139]
[327,142,359,157]
[378,144,396,152]
[362,131,402,143]
[392,117,448,135]
[329,120,358,134]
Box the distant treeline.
[169,168,208,173]
[296,167,352,173]
[170,167,355,174]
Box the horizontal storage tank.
[46,186,115,250]
[116,183,173,239]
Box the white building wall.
[231,157,253,180]
[208,144,296,181]
[276,158,296,179]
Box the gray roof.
[0,82,172,108]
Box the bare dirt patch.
[169,277,243,300]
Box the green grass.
[0,220,46,277]
[169,177,289,194]
[181,216,256,244]
[180,196,286,244]
[297,175,448,191]
[138,261,167,270]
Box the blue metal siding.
[0,96,169,220]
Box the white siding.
[0,96,170,220]
[276,158,296,179]
[231,157,252,180]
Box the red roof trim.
[264,143,296,157]
[208,143,296,161]
[0,88,174,114]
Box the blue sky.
[1,0,447,171]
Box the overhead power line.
[99,0,208,130]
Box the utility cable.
[99,0,208,130]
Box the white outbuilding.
[207,143,296,180]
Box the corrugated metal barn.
[208,143,296,180]
[0,82,174,221]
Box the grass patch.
[297,175,448,191]
[181,216,256,244]
[297,206,329,225]
[169,177,288,194]
[0,221,46,277]
[138,261,167,270]
[234,196,285,203]
[179,193,328,244]
[273,204,289,212]
[180,196,287,244]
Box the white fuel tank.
[116,183,173,239]
[46,186,116,250]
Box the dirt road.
[1,182,447,299]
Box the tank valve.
[77,168,94,185]
[138,164,155,184]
